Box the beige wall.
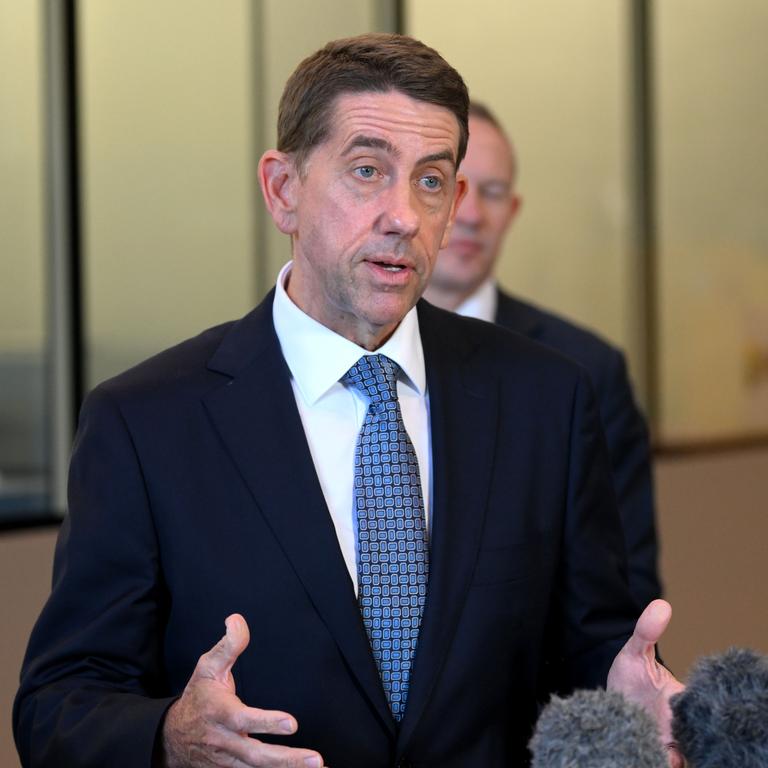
[656,0,768,441]
[409,1,768,442]
[3,448,767,766]
[407,0,639,388]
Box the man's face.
[430,116,521,298]
[278,90,466,349]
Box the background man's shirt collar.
[455,277,498,323]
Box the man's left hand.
[607,599,686,768]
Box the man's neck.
[425,277,498,323]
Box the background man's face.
[430,116,521,298]
[285,89,466,347]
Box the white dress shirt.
[272,262,432,593]
[455,277,498,323]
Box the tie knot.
[343,354,400,405]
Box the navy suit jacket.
[495,289,661,610]
[15,293,638,768]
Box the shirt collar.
[455,277,498,323]
[272,261,427,405]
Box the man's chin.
[363,292,420,326]
[435,253,491,279]
[430,269,486,294]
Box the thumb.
[624,599,672,657]
[196,613,250,683]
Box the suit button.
[395,761,414,768]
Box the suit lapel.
[396,302,500,754]
[202,294,395,735]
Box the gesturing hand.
[607,599,686,768]
[162,614,326,768]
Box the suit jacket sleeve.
[494,291,661,611]
[553,367,638,691]
[596,349,661,610]
[13,386,175,768]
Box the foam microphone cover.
[529,688,667,768]
[671,647,768,768]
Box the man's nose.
[379,180,420,238]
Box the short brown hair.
[278,33,469,171]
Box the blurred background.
[1,1,766,764]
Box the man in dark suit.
[424,102,661,612]
[15,35,682,768]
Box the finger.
[624,599,672,656]
[196,613,250,683]
[213,728,325,768]
[222,704,299,737]
[246,739,325,768]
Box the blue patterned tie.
[343,354,429,720]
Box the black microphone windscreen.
[671,647,768,768]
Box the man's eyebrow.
[417,149,456,168]
[341,136,397,157]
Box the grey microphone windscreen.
[529,688,667,768]
[671,647,768,768]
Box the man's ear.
[258,150,300,234]
[508,192,523,225]
[440,172,469,249]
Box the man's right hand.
[161,614,326,768]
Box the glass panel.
[79,0,259,388]
[0,0,49,518]
[406,0,640,394]
[656,0,768,442]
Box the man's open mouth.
[369,259,409,272]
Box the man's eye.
[478,182,511,201]
[420,175,441,191]
[354,166,377,179]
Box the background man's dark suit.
[495,288,661,610]
[15,294,638,768]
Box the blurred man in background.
[425,102,661,611]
